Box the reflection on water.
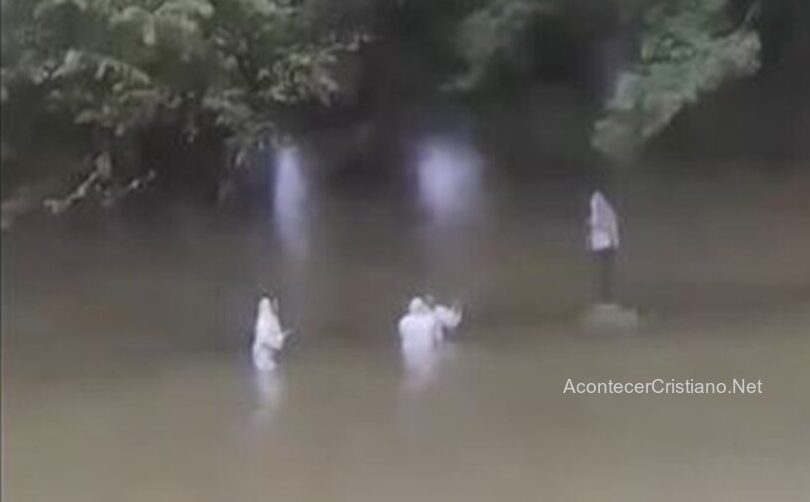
[400,339,458,395]
[251,369,283,425]
[401,342,441,392]
[413,135,487,293]
[273,145,309,259]
[415,136,483,227]
[2,132,810,500]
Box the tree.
[450,0,560,90]
[592,0,761,160]
[1,0,365,209]
[0,0,774,210]
[446,0,763,160]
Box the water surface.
[3,137,810,501]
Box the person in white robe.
[588,191,620,303]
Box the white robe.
[588,191,619,252]
[398,299,444,389]
[252,298,288,371]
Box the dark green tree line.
[1,0,787,213]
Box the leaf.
[592,0,762,159]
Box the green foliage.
[448,0,763,160]
[0,0,772,181]
[592,0,761,160]
[451,0,559,89]
[1,0,365,163]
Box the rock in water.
[580,303,642,333]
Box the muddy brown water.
[3,146,810,501]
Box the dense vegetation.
[0,0,787,213]
[1,0,367,206]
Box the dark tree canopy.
[1,0,366,161]
[0,0,793,212]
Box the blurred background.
[2,1,809,500]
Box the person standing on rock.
[587,190,620,304]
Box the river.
[2,130,810,501]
